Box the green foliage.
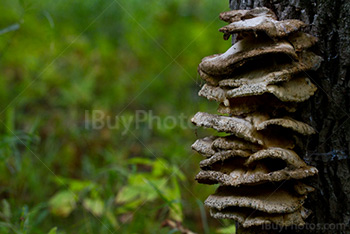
[217,225,236,234]
[47,227,57,234]
[49,191,77,218]
[0,0,233,233]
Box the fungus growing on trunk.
[199,37,297,77]
[210,206,311,227]
[191,7,320,228]
[219,7,277,23]
[219,10,306,39]
[205,183,310,214]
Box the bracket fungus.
[219,9,306,39]
[191,7,321,229]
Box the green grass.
[0,0,236,233]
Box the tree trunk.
[229,0,350,233]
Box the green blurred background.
[0,0,237,233]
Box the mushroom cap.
[244,148,307,168]
[212,135,261,152]
[257,117,316,135]
[288,32,318,52]
[266,76,317,102]
[192,112,304,148]
[191,112,264,145]
[218,68,294,88]
[198,84,228,104]
[197,148,317,182]
[219,16,306,39]
[192,136,261,159]
[198,50,322,87]
[199,36,297,76]
[226,82,271,98]
[191,137,216,157]
[197,67,221,86]
[209,206,310,228]
[220,7,277,23]
[200,150,251,168]
[217,94,297,116]
[218,51,322,88]
[196,166,318,186]
[225,76,317,102]
[205,184,307,213]
[200,76,317,104]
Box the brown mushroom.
[209,206,310,227]
[191,112,302,148]
[217,95,298,116]
[198,50,322,86]
[196,166,318,186]
[226,76,317,102]
[199,149,251,168]
[198,84,229,105]
[205,183,308,214]
[191,137,216,157]
[198,36,297,77]
[257,117,316,135]
[192,7,319,228]
[287,32,318,52]
[201,76,317,104]
[220,7,277,23]
[191,112,264,145]
[212,135,261,152]
[219,15,306,39]
[244,148,307,168]
[265,76,317,102]
[218,51,322,88]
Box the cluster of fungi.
[191,7,322,228]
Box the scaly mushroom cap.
[197,148,318,186]
[257,117,316,135]
[200,150,251,168]
[265,76,317,102]
[212,135,261,152]
[191,112,264,145]
[199,84,228,104]
[217,95,297,116]
[205,183,308,213]
[192,136,260,158]
[201,76,317,104]
[287,32,318,52]
[219,7,277,23]
[198,68,221,86]
[218,67,294,88]
[197,148,316,177]
[198,50,322,86]
[199,36,297,77]
[218,51,322,88]
[209,206,311,228]
[191,137,217,157]
[224,76,317,102]
[191,112,301,148]
[196,166,318,186]
[219,15,306,39]
[244,148,307,168]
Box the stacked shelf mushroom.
[191,7,321,228]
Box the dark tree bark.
[228,0,350,233]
